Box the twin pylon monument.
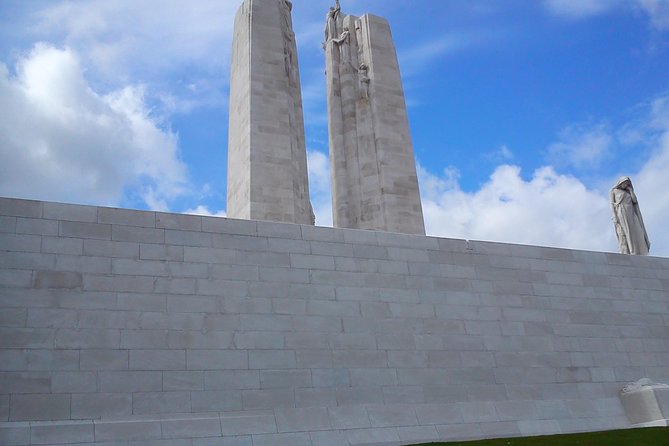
[227,0,425,235]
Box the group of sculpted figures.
[324,0,370,100]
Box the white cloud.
[307,149,333,227]
[27,0,238,114]
[184,205,226,218]
[0,43,188,209]
[547,123,613,169]
[32,1,237,77]
[419,164,615,252]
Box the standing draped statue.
[324,0,341,45]
[610,176,650,255]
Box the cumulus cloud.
[307,149,333,227]
[0,43,188,209]
[29,0,238,113]
[184,206,226,217]
[32,0,236,76]
[419,164,615,252]
[547,123,613,169]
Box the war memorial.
[1,0,668,444]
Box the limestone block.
[187,350,248,370]
[60,221,111,240]
[42,236,83,254]
[165,229,212,247]
[191,390,243,412]
[309,430,348,446]
[34,270,83,290]
[44,202,97,222]
[0,197,42,218]
[204,371,259,390]
[94,419,162,441]
[346,427,400,445]
[260,370,311,389]
[52,372,97,393]
[80,350,128,370]
[0,252,55,271]
[129,350,186,371]
[99,371,162,393]
[275,407,330,432]
[162,416,222,439]
[98,207,156,227]
[252,432,311,446]
[156,212,201,231]
[15,308,78,328]
[133,391,191,414]
[202,216,257,236]
[71,393,132,419]
[83,275,154,293]
[0,308,26,328]
[31,421,95,445]
[112,225,164,244]
[249,350,296,369]
[0,328,54,349]
[56,255,112,274]
[0,396,8,422]
[267,238,311,255]
[367,404,418,428]
[10,394,70,421]
[219,413,277,436]
[0,423,29,445]
[0,233,42,252]
[55,329,120,349]
[242,389,294,410]
[16,217,58,236]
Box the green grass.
[412,427,669,446]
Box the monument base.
[1,196,668,445]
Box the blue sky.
[1,0,668,256]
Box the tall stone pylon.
[325,4,425,235]
[227,0,314,225]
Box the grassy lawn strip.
[412,427,669,446]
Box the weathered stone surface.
[325,8,424,235]
[227,0,314,225]
[0,197,668,445]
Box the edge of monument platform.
[0,195,666,264]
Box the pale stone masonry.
[1,197,669,445]
[325,10,425,235]
[227,0,314,225]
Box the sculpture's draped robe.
[611,183,650,255]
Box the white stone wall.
[227,0,313,225]
[1,197,669,445]
[326,12,425,235]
